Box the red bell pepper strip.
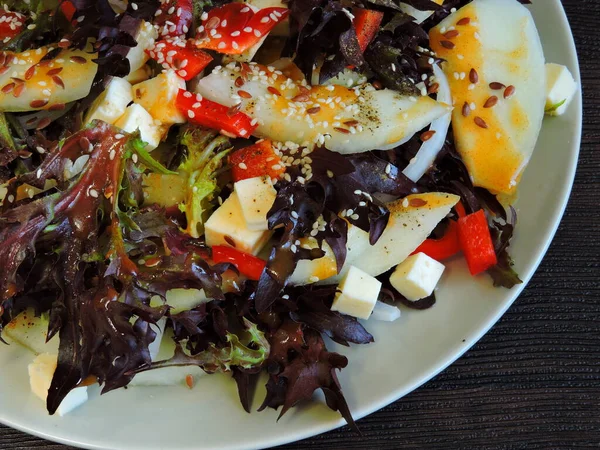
[412,219,461,261]
[59,1,76,22]
[176,89,257,138]
[457,209,498,275]
[229,139,285,182]
[454,201,467,218]
[0,10,26,41]
[353,8,384,52]
[194,3,289,55]
[154,0,193,38]
[212,245,266,281]
[147,39,213,81]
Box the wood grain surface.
[2,0,598,448]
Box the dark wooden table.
[2,1,598,448]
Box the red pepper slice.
[195,4,289,55]
[147,39,213,80]
[353,8,384,52]
[154,0,193,38]
[176,89,257,138]
[229,139,285,182]
[457,209,498,275]
[212,245,266,281]
[412,219,461,261]
[59,1,76,22]
[454,201,467,218]
[0,10,26,40]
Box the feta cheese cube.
[331,265,381,320]
[205,192,272,255]
[84,77,133,125]
[545,63,578,116]
[234,176,277,231]
[115,103,162,151]
[28,353,88,416]
[390,252,445,301]
[132,70,186,126]
[127,21,157,73]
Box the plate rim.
[0,1,583,448]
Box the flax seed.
[69,55,87,64]
[504,85,516,98]
[457,17,471,26]
[484,96,498,108]
[469,68,478,84]
[462,102,471,117]
[30,99,48,108]
[489,82,505,90]
[307,106,321,115]
[440,40,455,49]
[444,30,459,38]
[52,75,65,89]
[420,130,436,141]
[237,89,252,99]
[474,116,488,129]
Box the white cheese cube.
[84,77,133,125]
[127,21,157,73]
[390,252,445,301]
[205,192,272,255]
[234,176,277,231]
[545,63,578,116]
[370,301,401,322]
[132,70,186,126]
[115,103,162,151]
[331,266,381,320]
[28,353,88,416]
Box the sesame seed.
[291,211,299,219]
[238,162,247,170]
[187,110,195,119]
[36,146,45,154]
[115,134,124,139]
[131,2,138,10]
[350,214,360,220]
[309,276,320,283]
[7,194,14,203]
[89,189,99,198]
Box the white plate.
[0,1,582,449]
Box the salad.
[0,0,578,426]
